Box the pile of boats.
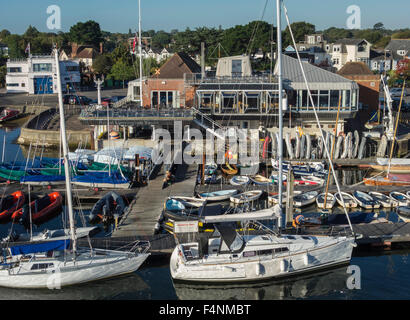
[0,149,152,189]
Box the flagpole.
[138,0,143,106]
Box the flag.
[25,43,30,55]
[132,34,138,53]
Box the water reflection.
[173,266,351,300]
[0,273,150,300]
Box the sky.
[0,0,409,34]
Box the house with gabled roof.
[326,39,371,71]
[130,52,201,108]
[385,39,410,70]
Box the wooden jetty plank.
[112,164,198,237]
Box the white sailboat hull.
[171,237,354,283]
[0,250,149,289]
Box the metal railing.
[184,73,278,85]
[80,107,194,119]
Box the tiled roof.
[337,62,374,75]
[385,39,410,60]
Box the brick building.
[140,52,201,109]
[337,62,380,125]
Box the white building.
[6,55,80,94]
[326,39,371,71]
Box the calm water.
[0,126,410,300]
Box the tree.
[0,65,6,87]
[0,29,10,40]
[109,59,134,87]
[152,31,171,49]
[323,27,353,42]
[24,25,40,39]
[69,21,103,47]
[283,22,315,47]
[93,54,113,75]
[374,36,391,49]
[392,30,410,39]
[4,34,24,58]
[373,22,384,31]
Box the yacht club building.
[6,55,80,94]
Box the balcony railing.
[80,107,194,120]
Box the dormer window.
[398,50,406,56]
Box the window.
[274,247,289,253]
[30,263,54,270]
[33,63,52,72]
[243,251,256,257]
[330,90,340,107]
[7,67,22,73]
[66,66,79,72]
[397,50,406,56]
[21,83,25,87]
[232,60,242,77]
[7,83,19,87]
[258,249,273,256]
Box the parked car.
[389,87,408,98]
[65,95,93,106]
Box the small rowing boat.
[268,191,302,205]
[316,193,336,209]
[250,175,273,186]
[353,191,380,209]
[198,189,238,202]
[229,176,250,186]
[293,191,318,208]
[220,164,238,176]
[334,192,357,208]
[368,191,397,208]
[389,192,409,207]
[230,190,263,205]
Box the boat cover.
[9,240,70,256]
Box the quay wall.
[17,127,93,149]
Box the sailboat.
[0,47,150,289]
[169,0,355,284]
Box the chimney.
[100,42,103,54]
[71,42,79,58]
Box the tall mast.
[276,0,284,229]
[54,48,77,255]
[138,0,143,104]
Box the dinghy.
[334,192,357,208]
[389,191,409,207]
[220,164,238,176]
[20,174,66,186]
[0,191,25,223]
[293,175,324,186]
[368,192,397,208]
[293,191,319,208]
[250,175,273,186]
[396,206,410,221]
[230,190,263,205]
[364,176,410,186]
[12,192,63,226]
[316,193,336,209]
[89,191,127,224]
[229,176,250,186]
[270,172,287,184]
[268,191,302,205]
[353,191,380,209]
[72,171,130,189]
[2,226,100,243]
[167,197,206,209]
[198,189,238,202]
